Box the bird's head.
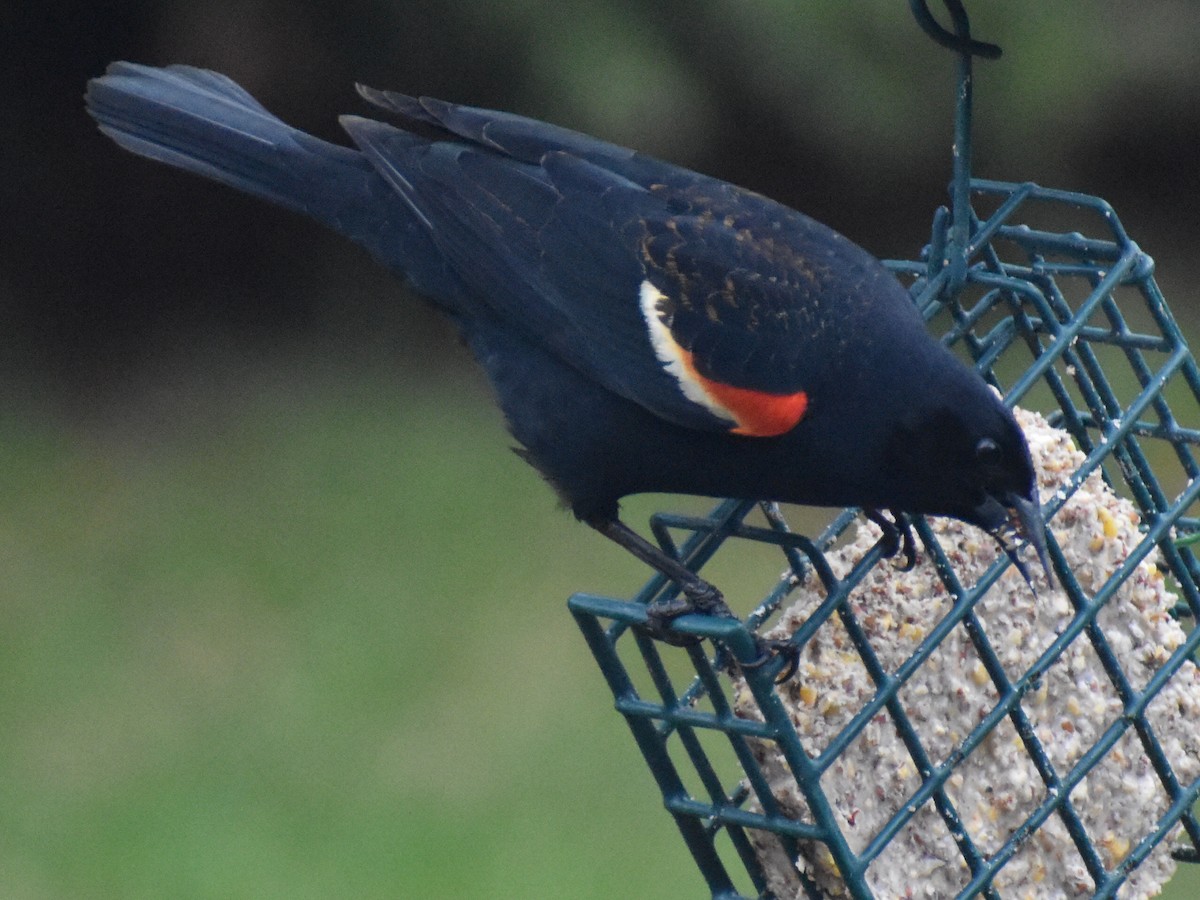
[881,385,1052,587]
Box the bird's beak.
[972,491,1053,590]
[1007,492,1053,587]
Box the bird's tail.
[85,63,377,221]
[85,62,454,299]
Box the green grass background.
[3,342,1199,898]
[1,348,709,898]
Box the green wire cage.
[570,3,1200,897]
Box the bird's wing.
[342,97,896,437]
[355,87,654,178]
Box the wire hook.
[908,0,1002,60]
[910,0,1000,298]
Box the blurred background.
[4,0,1199,896]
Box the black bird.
[85,63,1051,662]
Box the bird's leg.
[864,508,918,571]
[587,516,801,681]
[587,516,735,630]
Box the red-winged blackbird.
[85,64,1051,660]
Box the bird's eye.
[975,437,1002,465]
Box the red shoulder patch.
[702,377,809,437]
[679,351,808,437]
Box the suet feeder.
[570,2,1200,896]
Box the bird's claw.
[640,594,704,646]
[740,638,801,683]
[866,508,918,571]
[640,579,733,647]
[683,581,735,619]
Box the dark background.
[4,2,1200,897]
[8,1,1200,409]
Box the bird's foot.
[865,508,918,571]
[641,579,731,647]
[640,594,703,647]
[587,516,798,676]
[740,637,802,683]
[640,585,800,681]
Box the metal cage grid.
[569,5,1200,891]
